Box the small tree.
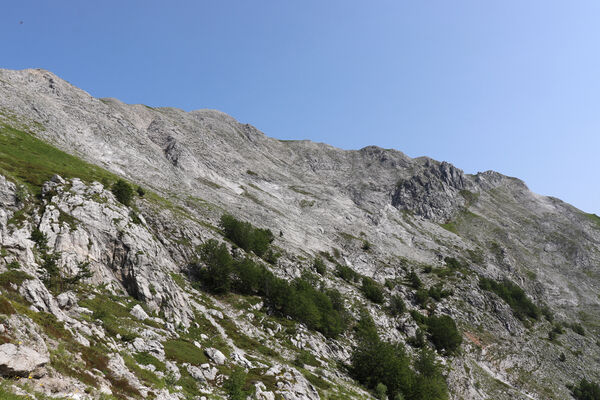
[375,382,388,400]
[224,367,249,400]
[361,277,385,304]
[389,295,406,316]
[196,239,232,294]
[313,257,326,275]
[427,315,462,354]
[112,179,134,206]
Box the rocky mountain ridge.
[0,68,598,400]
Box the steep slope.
[0,68,598,400]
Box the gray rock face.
[0,343,49,378]
[0,68,599,400]
[130,304,150,320]
[392,160,472,223]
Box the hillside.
[0,68,599,400]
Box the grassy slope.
[0,124,119,193]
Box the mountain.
[0,68,598,400]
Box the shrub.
[375,383,388,400]
[479,277,540,321]
[570,378,600,400]
[225,367,250,400]
[111,179,134,206]
[427,315,462,354]
[336,264,360,283]
[407,269,422,289]
[136,186,145,197]
[428,284,452,302]
[388,295,406,316]
[220,214,274,257]
[194,239,232,294]
[313,257,326,275]
[415,289,429,306]
[293,350,319,368]
[548,323,564,341]
[6,260,20,270]
[361,240,372,251]
[569,322,586,336]
[444,257,463,270]
[361,277,385,304]
[30,228,48,250]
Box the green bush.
[427,284,452,301]
[225,367,250,400]
[30,228,48,250]
[415,289,429,306]
[479,277,540,321]
[388,295,406,316]
[444,257,463,270]
[568,322,586,336]
[426,315,462,354]
[336,264,360,283]
[313,257,326,275]
[220,214,274,257]
[194,239,233,294]
[570,378,600,400]
[293,349,319,368]
[361,277,385,304]
[111,179,134,206]
[407,269,422,289]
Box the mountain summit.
[0,68,598,399]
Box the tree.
[112,179,134,206]
[427,315,462,354]
[313,257,326,275]
[361,277,385,304]
[196,239,232,294]
[224,367,250,400]
[570,378,600,400]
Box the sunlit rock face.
[0,68,598,399]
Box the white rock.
[130,304,150,320]
[0,343,49,378]
[204,347,226,365]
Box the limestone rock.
[204,347,226,365]
[0,343,49,378]
[130,304,150,320]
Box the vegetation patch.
[479,277,540,321]
[164,339,207,365]
[350,312,449,400]
[0,124,119,194]
[220,213,274,258]
[191,240,349,338]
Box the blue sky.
[2,1,599,214]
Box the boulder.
[204,347,226,365]
[130,304,150,320]
[0,343,49,378]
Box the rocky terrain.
[0,67,598,399]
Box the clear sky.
[2,1,599,214]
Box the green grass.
[440,222,459,234]
[0,124,119,193]
[584,213,600,229]
[163,339,208,365]
[0,383,31,400]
